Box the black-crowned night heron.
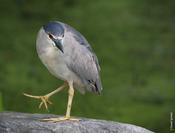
[24,21,102,122]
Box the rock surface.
[0,112,154,133]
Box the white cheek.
[61,38,64,44]
[52,41,56,47]
[47,37,56,47]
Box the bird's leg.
[41,81,79,122]
[65,81,74,118]
[23,83,67,110]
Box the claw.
[40,117,79,123]
[23,93,52,110]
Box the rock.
[0,112,154,133]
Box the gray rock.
[0,112,154,133]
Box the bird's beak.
[53,39,64,53]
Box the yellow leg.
[65,81,74,118]
[23,83,67,110]
[41,81,79,122]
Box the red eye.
[48,34,53,39]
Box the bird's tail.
[95,76,103,94]
[86,76,103,94]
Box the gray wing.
[64,24,102,94]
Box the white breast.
[39,47,69,80]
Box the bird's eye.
[48,34,53,39]
[62,34,64,38]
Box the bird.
[24,21,102,122]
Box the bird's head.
[43,21,65,53]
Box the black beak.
[53,39,64,53]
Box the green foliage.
[0,0,175,132]
[0,93,3,111]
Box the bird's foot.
[40,116,79,122]
[23,93,52,110]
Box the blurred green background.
[0,0,175,132]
